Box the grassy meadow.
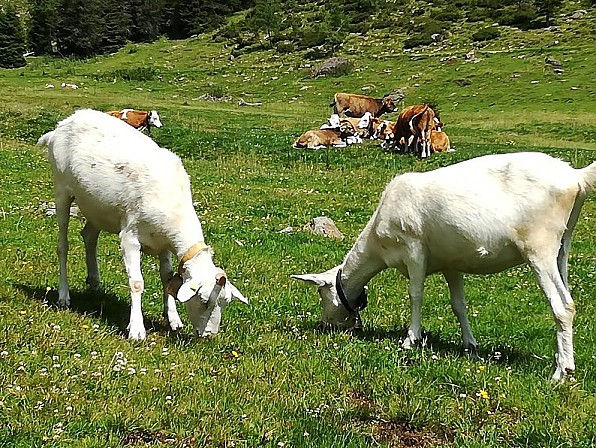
[1,12,596,447]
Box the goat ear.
[291,273,330,288]
[229,282,248,304]
[176,282,198,303]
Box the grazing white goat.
[38,109,247,340]
[293,152,596,381]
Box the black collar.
[335,268,368,313]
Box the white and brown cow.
[106,109,162,133]
[392,104,439,158]
[295,120,360,149]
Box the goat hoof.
[401,337,418,349]
[57,297,70,308]
[463,344,479,358]
[85,276,101,291]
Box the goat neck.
[339,221,387,305]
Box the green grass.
[0,13,595,447]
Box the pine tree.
[249,0,281,46]
[127,0,164,43]
[0,4,27,68]
[56,0,103,57]
[534,0,563,26]
[100,0,131,53]
[28,0,58,55]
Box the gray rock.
[304,217,344,239]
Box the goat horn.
[216,272,227,287]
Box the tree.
[100,0,131,53]
[0,4,27,68]
[27,0,58,55]
[534,0,563,26]
[127,0,164,43]
[248,0,281,46]
[55,0,103,57]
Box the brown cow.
[106,109,162,133]
[392,104,439,158]
[330,93,397,118]
[294,122,360,149]
[429,130,453,153]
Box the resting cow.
[429,130,453,153]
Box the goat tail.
[579,161,596,194]
[36,131,55,148]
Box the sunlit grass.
[0,18,595,447]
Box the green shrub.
[298,27,330,49]
[94,66,160,82]
[497,3,539,29]
[305,46,334,60]
[466,7,493,22]
[472,26,501,42]
[403,34,434,49]
[430,5,463,22]
[413,17,450,35]
[275,40,296,53]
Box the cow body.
[106,109,162,132]
[293,129,356,149]
[330,93,396,118]
[429,130,453,153]
[392,104,439,158]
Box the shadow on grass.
[296,319,548,374]
[13,283,186,340]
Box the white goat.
[293,152,596,381]
[38,109,247,340]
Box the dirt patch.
[122,428,196,447]
[373,420,450,447]
[347,391,452,447]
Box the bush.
[305,46,334,60]
[412,17,450,36]
[466,7,493,22]
[472,27,501,41]
[497,3,539,29]
[403,34,434,49]
[430,5,463,22]
[275,40,296,53]
[298,27,330,49]
[94,66,160,82]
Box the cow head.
[381,96,397,114]
[148,110,163,128]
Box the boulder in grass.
[304,217,344,240]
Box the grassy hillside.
[0,8,595,447]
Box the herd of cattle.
[107,95,450,159]
[293,92,453,158]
